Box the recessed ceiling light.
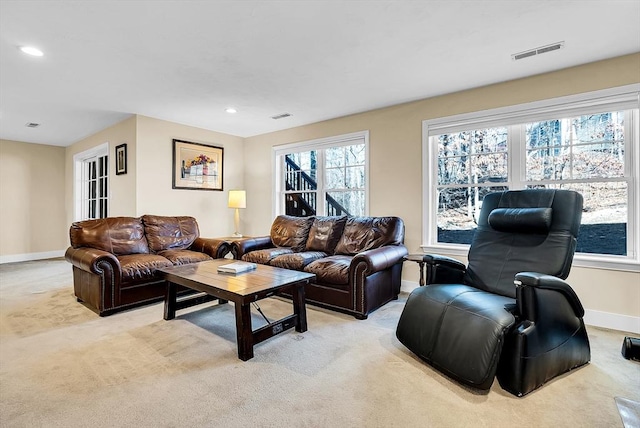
[225,107,237,114]
[19,46,44,57]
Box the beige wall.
[63,114,245,238]
[134,115,245,237]
[0,139,67,259]
[243,54,640,326]
[64,115,137,227]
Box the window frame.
[422,84,640,272]
[273,131,369,218]
[73,142,109,221]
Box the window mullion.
[317,149,326,215]
[509,124,525,189]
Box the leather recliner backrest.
[464,189,583,298]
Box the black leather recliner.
[396,189,590,396]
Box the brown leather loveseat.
[233,215,408,319]
[65,215,230,316]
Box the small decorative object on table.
[228,190,246,237]
[217,261,257,274]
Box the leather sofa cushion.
[242,248,294,264]
[70,217,149,256]
[142,215,199,252]
[335,216,403,255]
[270,251,327,270]
[158,249,212,265]
[305,216,347,253]
[304,255,352,285]
[488,208,552,234]
[270,215,313,250]
[117,254,173,284]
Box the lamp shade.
[228,190,246,209]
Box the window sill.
[420,244,640,273]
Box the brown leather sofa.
[65,215,230,316]
[232,215,408,319]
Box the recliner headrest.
[488,207,552,234]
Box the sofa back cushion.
[334,216,405,255]
[305,216,347,253]
[142,215,200,253]
[270,215,313,250]
[69,217,149,255]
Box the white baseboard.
[399,279,639,334]
[584,309,640,335]
[0,250,66,265]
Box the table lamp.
[228,190,246,237]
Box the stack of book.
[217,261,257,274]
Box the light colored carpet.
[1,258,638,428]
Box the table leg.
[291,282,307,333]
[164,281,177,320]
[418,261,425,286]
[235,302,254,361]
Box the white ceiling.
[1,0,639,147]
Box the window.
[74,143,109,221]
[423,85,640,271]
[274,131,368,217]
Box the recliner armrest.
[421,254,466,284]
[353,245,408,273]
[190,237,230,258]
[232,236,274,259]
[422,254,466,270]
[65,246,120,274]
[515,271,585,318]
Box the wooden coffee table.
[159,259,315,361]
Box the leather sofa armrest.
[65,246,120,274]
[232,236,274,259]
[353,245,409,274]
[515,272,585,318]
[190,237,230,258]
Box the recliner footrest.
[396,284,515,389]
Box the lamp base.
[232,232,243,238]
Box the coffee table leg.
[164,281,177,320]
[292,282,307,333]
[235,302,254,361]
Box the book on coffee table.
[217,261,257,274]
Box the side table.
[215,236,253,259]
[404,254,427,286]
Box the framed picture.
[115,143,127,175]
[172,139,223,191]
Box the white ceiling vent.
[512,41,564,61]
[25,122,40,128]
[271,113,292,120]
